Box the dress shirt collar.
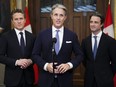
[14,28,25,36]
[92,31,102,38]
[52,25,64,32]
[52,25,64,37]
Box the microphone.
[52,38,57,52]
[52,38,57,43]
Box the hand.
[16,59,32,69]
[46,63,53,73]
[46,62,58,73]
[56,63,70,73]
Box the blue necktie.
[20,32,25,55]
[93,36,97,59]
[55,30,60,54]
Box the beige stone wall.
[114,0,116,38]
[0,64,5,87]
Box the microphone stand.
[52,42,56,77]
[52,39,57,87]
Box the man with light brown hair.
[32,3,83,87]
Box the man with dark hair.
[81,12,116,87]
[0,9,35,87]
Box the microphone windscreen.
[52,38,57,43]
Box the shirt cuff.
[67,62,73,69]
[44,63,49,71]
[15,60,18,66]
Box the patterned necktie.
[93,36,97,59]
[20,32,25,55]
[55,30,60,54]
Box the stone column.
[16,0,26,10]
[0,64,5,87]
[114,0,116,38]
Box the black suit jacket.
[81,33,116,87]
[32,28,83,87]
[0,29,35,86]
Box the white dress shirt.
[52,25,64,50]
[14,28,26,45]
[91,31,102,51]
[44,26,73,71]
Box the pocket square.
[66,41,72,43]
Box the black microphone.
[52,38,57,43]
[52,38,57,52]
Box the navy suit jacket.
[81,33,116,87]
[32,27,83,87]
[0,29,35,86]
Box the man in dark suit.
[0,9,35,87]
[81,12,116,87]
[32,3,83,87]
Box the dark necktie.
[55,30,60,54]
[93,36,97,59]
[20,32,25,55]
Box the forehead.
[52,7,65,14]
[13,13,24,18]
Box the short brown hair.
[11,9,26,20]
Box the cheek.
[51,16,55,20]
[90,24,93,27]
[96,25,101,28]
[12,22,17,26]
[23,20,26,24]
[61,18,66,23]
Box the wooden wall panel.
[72,13,85,86]
[73,64,85,86]
[40,14,52,30]
[73,14,83,41]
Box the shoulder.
[1,29,14,38]
[102,33,115,41]
[25,30,35,40]
[64,28,77,37]
[37,28,51,36]
[0,30,15,43]
[101,33,116,47]
[25,30,33,36]
[41,28,51,33]
[64,28,74,33]
[81,35,91,44]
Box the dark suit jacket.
[0,29,35,86]
[32,28,83,87]
[81,33,116,87]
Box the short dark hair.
[11,9,26,20]
[90,12,104,24]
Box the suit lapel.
[46,29,53,55]
[57,28,66,54]
[11,29,20,46]
[88,35,94,60]
[95,33,104,59]
[25,31,29,47]
[11,29,22,55]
